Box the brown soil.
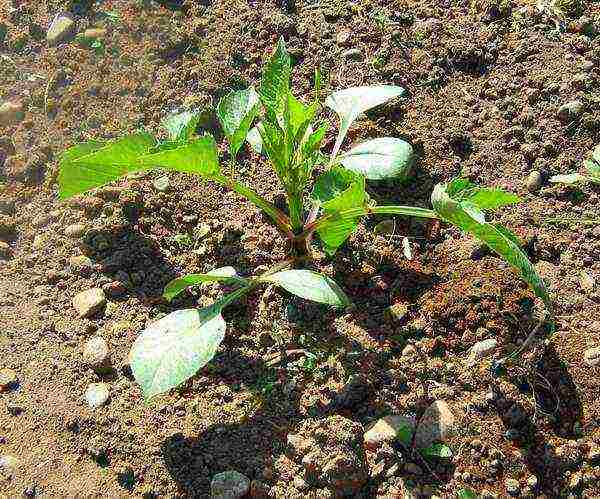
[1,0,600,497]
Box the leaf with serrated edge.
[261,269,350,307]
[129,306,226,399]
[340,137,414,180]
[163,267,248,302]
[325,85,405,160]
[217,87,260,158]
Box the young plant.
[549,144,600,186]
[57,39,552,399]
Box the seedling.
[549,144,600,186]
[57,40,551,399]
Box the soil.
[1,0,600,497]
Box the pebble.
[467,338,497,365]
[333,374,371,410]
[583,346,600,367]
[587,445,600,464]
[0,101,24,128]
[72,288,106,318]
[336,29,352,46]
[0,368,17,391]
[47,13,75,45]
[579,271,596,291]
[82,337,111,373]
[69,255,94,272]
[526,475,538,489]
[85,383,109,408]
[505,478,520,495]
[0,455,20,475]
[414,400,455,449]
[343,48,363,60]
[82,28,106,40]
[569,471,583,490]
[0,241,12,259]
[557,101,584,122]
[293,476,309,490]
[526,170,543,192]
[64,224,87,238]
[210,470,250,499]
[153,175,170,192]
[364,415,416,448]
[102,281,126,298]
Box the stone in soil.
[557,100,584,122]
[0,455,20,475]
[82,337,111,373]
[526,170,543,192]
[210,470,250,499]
[413,400,455,449]
[47,13,75,45]
[343,48,363,60]
[0,101,24,128]
[0,368,18,391]
[0,241,12,259]
[85,383,109,409]
[505,478,520,495]
[583,346,600,367]
[332,374,372,409]
[364,415,416,449]
[64,224,87,238]
[82,28,106,40]
[72,288,106,318]
[69,255,94,272]
[384,303,409,323]
[467,338,498,365]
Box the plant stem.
[212,174,293,236]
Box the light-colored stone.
[32,233,50,250]
[210,470,250,499]
[526,170,543,192]
[83,28,107,40]
[579,271,596,291]
[0,101,24,128]
[0,455,20,475]
[85,383,109,408]
[336,29,352,46]
[0,368,17,391]
[558,100,584,122]
[413,400,455,449]
[467,338,498,365]
[47,13,75,45]
[364,415,416,448]
[69,255,94,271]
[385,302,409,323]
[584,346,600,367]
[343,48,363,60]
[505,478,520,495]
[73,288,106,318]
[83,337,111,372]
[64,223,87,238]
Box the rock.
[0,101,24,128]
[583,347,600,367]
[72,288,106,318]
[64,224,87,238]
[336,29,352,46]
[0,368,17,391]
[343,48,363,60]
[384,303,409,323]
[587,445,600,465]
[467,339,497,365]
[82,28,106,40]
[413,400,455,449]
[210,470,250,499]
[47,13,75,45]
[505,478,520,495]
[83,337,111,373]
[102,281,126,298]
[0,241,12,259]
[579,271,596,291]
[0,215,16,238]
[364,415,416,449]
[557,101,584,122]
[85,383,109,408]
[69,255,94,272]
[526,475,538,489]
[153,175,170,192]
[293,476,309,490]
[333,374,372,410]
[526,170,543,192]
[32,233,50,250]
[569,471,583,490]
[0,455,20,475]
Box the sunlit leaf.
[421,443,453,459]
[217,87,260,158]
[339,137,414,180]
[163,267,248,302]
[161,110,201,143]
[259,37,291,121]
[246,125,263,154]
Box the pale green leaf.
[457,489,478,499]
[129,306,226,399]
[261,269,350,307]
[161,110,201,143]
[217,87,260,158]
[59,133,156,199]
[325,85,405,159]
[549,173,587,185]
[163,267,248,302]
[339,137,414,180]
[466,188,521,210]
[421,443,453,459]
[246,125,263,154]
[259,38,291,121]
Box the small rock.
[32,233,49,250]
[526,170,543,192]
[343,48,363,60]
[69,255,94,272]
[0,241,12,259]
[414,400,455,449]
[583,347,600,367]
[467,338,498,365]
[384,303,409,323]
[557,101,584,122]
[64,224,87,238]
[85,383,109,409]
[293,476,309,490]
[526,475,538,489]
[82,28,106,40]
[505,478,520,495]
[333,374,371,410]
[402,344,417,357]
[579,271,596,291]
[0,368,17,391]
[72,288,106,318]
[47,13,75,45]
[569,471,583,490]
[364,415,416,449]
[153,175,170,192]
[0,455,20,475]
[102,281,126,297]
[210,470,251,499]
[83,337,111,373]
[0,101,24,128]
[587,445,600,465]
[336,29,352,46]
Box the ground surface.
[1,0,600,497]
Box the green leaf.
[445,178,521,210]
[161,110,201,143]
[261,269,351,307]
[129,306,226,399]
[138,135,220,176]
[58,133,156,199]
[421,443,453,459]
[432,181,552,315]
[457,489,478,499]
[311,167,367,253]
[395,422,414,446]
[325,85,405,159]
[259,37,291,121]
[246,125,263,154]
[217,87,260,158]
[339,137,414,180]
[163,267,249,302]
